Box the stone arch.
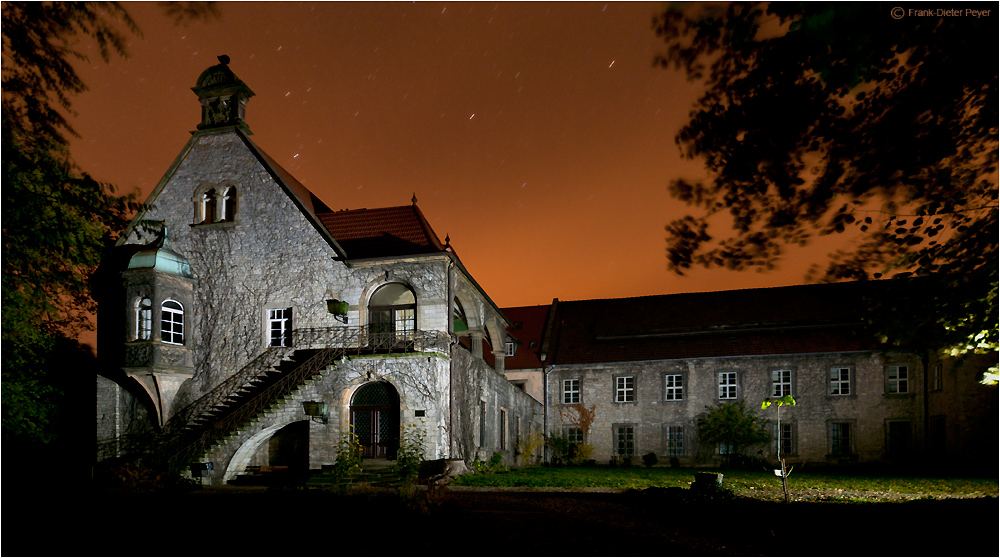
[358,276,421,327]
[224,419,298,483]
[349,380,401,459]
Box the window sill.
[191,220,239,230]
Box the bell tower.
[191,54,255,133]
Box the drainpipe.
[447,259,455,459]
[543,364,554,463]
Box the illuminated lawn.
[451,466,999,498]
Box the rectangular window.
[566,427,584,444]
[774,423,794,456]
[562,379,580,404]
[479,400,487,448]
[504,341,515,357]
[616,425,635,456]
[831,422,853,456]
[888,365,909,393]
[269,308,292,347]
[394,307,415,335]
[886,420,912,458]
[718,372,738,400]
[615,376,635,403]
[665,425,684,456]
[931,363,942,391]
[771,369,792,397]
[830,367,852,396]
[499,408,508,450]
[664,374,683,401]
[718,442,735,455]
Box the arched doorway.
[350,382,400,459]
[268,420,309,471]
[369,283,416,349]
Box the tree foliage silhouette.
[2,2,220,443]
[654,3,997,373]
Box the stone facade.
[546,351,925,466]
[96,58,543,480]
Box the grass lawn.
[451,465,999,498]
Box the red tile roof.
[547,282,881,365]
[317,205,446,259]
[501,305,553,369]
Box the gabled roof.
[502,305,553,370]
[317,204,447,259]
[547,281,881,365]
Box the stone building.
[95,57,542,483]
[503,282,996,468]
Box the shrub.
[394,422,427,485]
[642,451,658,468]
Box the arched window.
[135,297,152,341]
[221,186,237,222]
[201,189,217,224]
[161,299,185,345]
[369,283,416,338]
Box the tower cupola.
[192,55,255,132]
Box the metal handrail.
[98,326,447,471]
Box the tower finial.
[218,54,230,65]
[412,193,418,205]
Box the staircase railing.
[110,325,448,471]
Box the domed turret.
[192,55,255,132]
[127,226,194,278]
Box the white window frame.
[830,367,852,396]
[771,369,792,397]
[160,299,184,345]
[718,372,738,400]
[135,297,152,341]
[268,308,292,347]
[665,425,684,456]
[664,374,683,401]
[615,376,635,403]
[562,379,580,404]
[888,365,909,394]
[504,341,515,357]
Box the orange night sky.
[69,2,840,309]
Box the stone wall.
[547,351,924,466]
[450,345,545,466]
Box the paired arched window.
[221,186,237,222]
[369,283,416,336]
[195,183,238,224]
[161,299,185,345]
[135,297,152,341]
[201,189,217,224]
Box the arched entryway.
[350,381,400,459]
[268,420,309,471]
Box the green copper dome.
[127,226,193,278]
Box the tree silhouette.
[654,3,997,372]
[2,2,221,444]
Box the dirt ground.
[6,486,996,557]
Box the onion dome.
[127,226,194,278]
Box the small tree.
[697,401,771,468]
[762,395,796,503]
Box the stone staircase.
[159,346,345,472]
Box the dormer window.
[161,299,185,345]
